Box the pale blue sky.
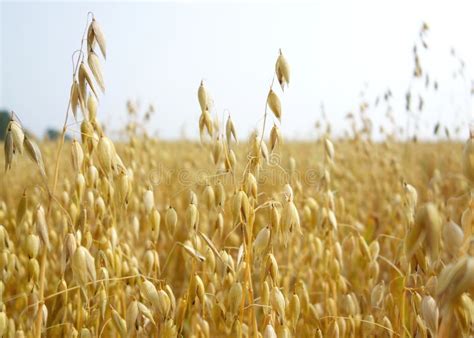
[1,1,474,139]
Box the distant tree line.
[0,111,9,140]
[0,110,68,141]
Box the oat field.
[0,14,473,338]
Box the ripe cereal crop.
[0,13,473,338]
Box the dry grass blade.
[198,231,222,262]
[177,242,206,262]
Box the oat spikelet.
[87,95,98,120]
[70,80,80,120]
[87,21,95,52]
[35,205,50,250]
[0,312,6,336]
[275,49,290,91]
[212,137,223,165]
[116,170,130,205]
[270,203,281,237]
[61,233,77,274]
[228,282,243,317]
[125,301,139,334]
[26,234,40,259]
[270,124,282,151]
[203,185,215,209]
[246,172,258,199]
[97,136,114,173]
[157,289,171,319]
[421,295,439,337]
[226,115,237,144]
[443,220,463,257]
[437,256,474,313]
[215,181,226,207]
[283,184,294,202]
[186,203,199,230]
[88,51,105,92]
[165,206,178,237]
[405,202,441,262]
[176,297,187,331]
[24,137,46,178]
[71,246,89,287]
[79,62,99,99]
[111,309,127,338]
[198,80,208,113]
[403,182,418,223]
[267,89,281,121]
[143,189,154,214]
[324,138,335,162]
[264,324,277,338]
[200,111,213,138]
[140,280,158,303]
[288,292,300,329]
[9,120,24,154]
[253,226,270,260]
[285,200,302,235]
[137,301,156,326]
[71,139,84,172]
[194,274,206,304]
[226,148,237,171]
[271,286,286,323]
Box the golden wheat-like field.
[0,14,473,338]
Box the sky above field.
[1,1,474,140]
